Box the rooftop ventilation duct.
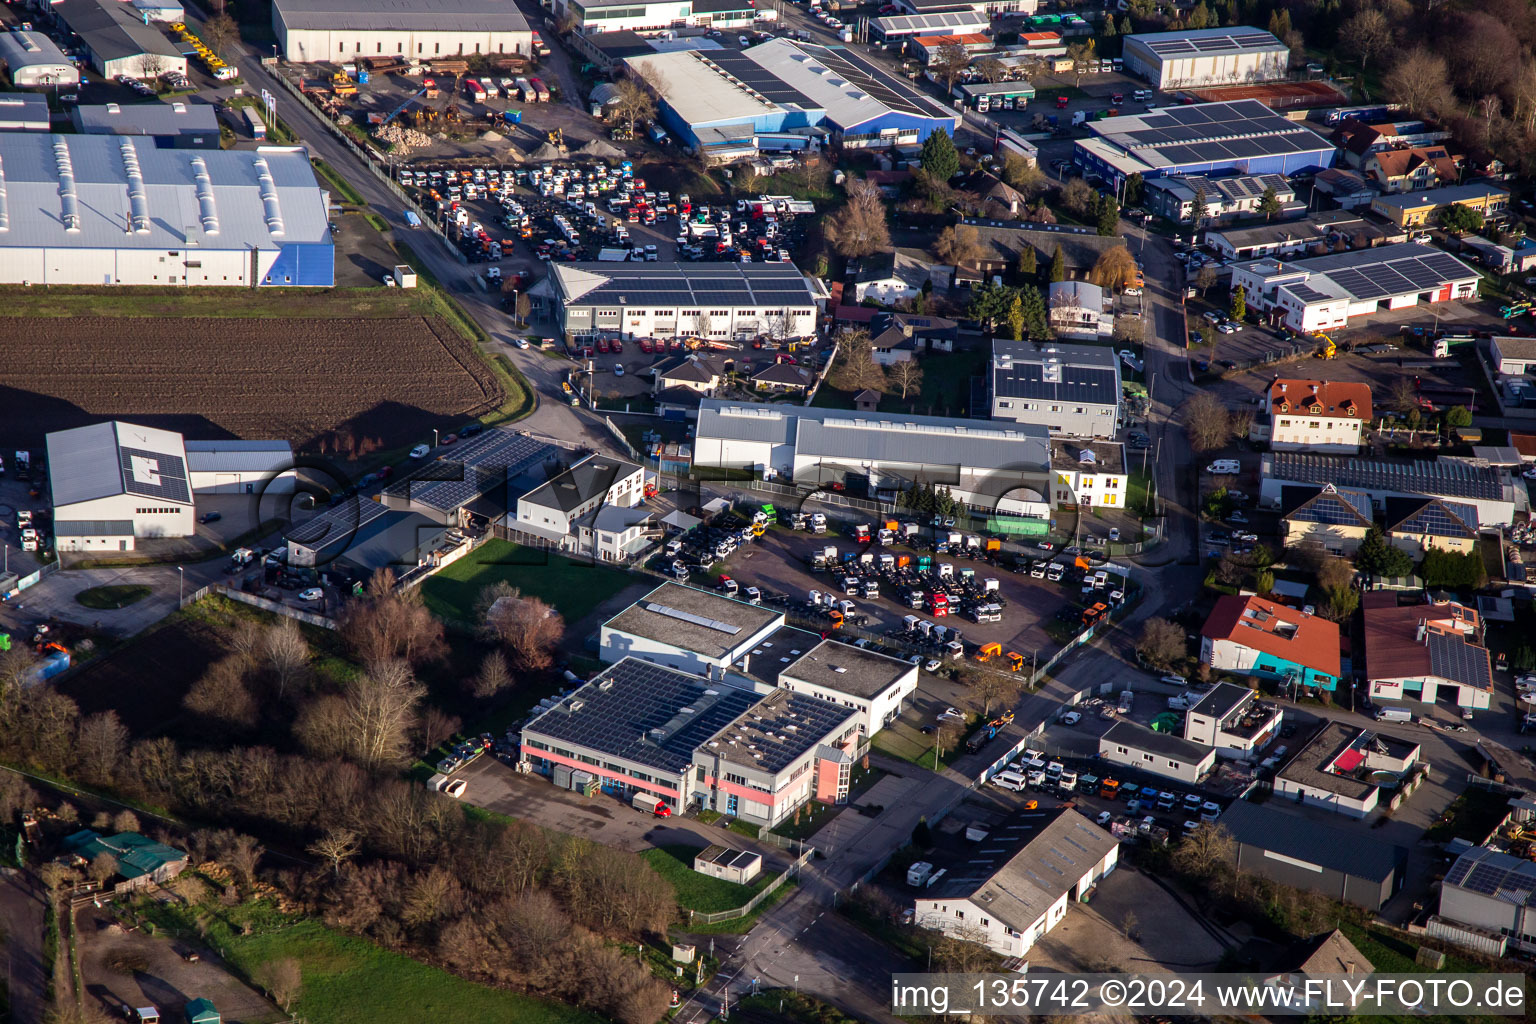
[52,136,79,233]
[188,154,220,235]
[252,155,285,237]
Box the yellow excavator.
[1313,332,1336,360]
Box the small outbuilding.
[183,998,220,1024]
[693,844,763,884]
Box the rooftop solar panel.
[120,447,191,504]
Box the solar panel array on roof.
[557,262,815,308]
[800,43,932,119]
[1445,848,1536,904]
[1285,486,1372,528]
[1390,498,1478,537]
[1426,630,1492,690]
[705,49,817,108]
[386,430,554,513]
[286,494,389,547]
[1270,453,1506,501]
[1142,30,1281,55]
[119,447,190,504]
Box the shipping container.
[243,107,266,140]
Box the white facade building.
[1229,243,1481,333]
[1182,682,1283,760]
[599,582,791,682]
[1258,378,1372,453]
[1098,720,1216,784]
[1260,452,1517,528]
[777,639,918,737]
[513,453,650,558]
[555,0,757,35]
[0,135,334,288]
[915,809,1118,957]
[0,31,80,88]
[1274,722,1420,818]
[184,440,296,494]
[1050,440,1130,510]
[273,0,531,61]
[1122,27,1288,89]
[48,421,196,551]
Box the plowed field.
[0,316,502,450]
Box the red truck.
[631,793,672,817]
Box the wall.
[1273,776,1377,817]
[278,21,531,61]
[1097,737,1210,784]
[1233,840,1394,910]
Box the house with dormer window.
[1253,378,1371,453]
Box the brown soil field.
[0,315,503,451]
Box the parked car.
[198,511,222,524]
[410,443,431,458]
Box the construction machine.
[1313,332,1336,359]
[547,127,564,147]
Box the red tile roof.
[1511,432,1536,459]
[1203,595,1341,678]
[914,33,990,46]
[1021,30,1062,43]
[1363,600,1488,687]
[1269,378,1372,421]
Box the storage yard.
[0,314,502,448]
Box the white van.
[992,771,1027,791]
[1206,459,1240,474]
[1376,707,1413,723]
[1167,694,1191,710]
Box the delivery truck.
[631,792,672,817]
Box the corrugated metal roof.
[54,519,134,536]
[73,101,219,137]
[184,439,293,473]
[274,0,527,32]
[0,30,78,76]
[0,134,330,252]
[48,421,191,508]
[53,0,185,64]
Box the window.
[376,42,382,52]
[434,43,440,53]
[1050,404,1061,412]
[1143,753,1154,763]
[1168,759,1179,768]
[955,910,965,920]
[339,42,345,53]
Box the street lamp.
[177,565,185,608]
[433,427,439,448]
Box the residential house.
[1311,168,1376,210]
[751,362,812,394]
[1383,496,1479,556]
[1255,378,1371,453]
[1280,484,1376,556]
[952,218,1125,288]
[853,248,933,303]
[1098,720,1217,784]
[1263,930,1374,1010]
[868,310,959,364]
[1438,847,1536,955]
[62,830,187,893]
[1331,119,1449,170]
[1050,439,1128,509]
[1143,172,1295,224]
[914,808,1119,957]
[1363,593,1493,710]
[1274,720,1421,817]
[1369,183,1510,230]
[651,355,726,395]
[1260,452,1516,528]
[1201,594,1341,692]
[956,171,1028,217]
[1046,280,1111,340]
[1183,681,1284,761]
[1362,145,1460,193]
[989,339,1122,438]
[1219,799,1408,910]
[512,453,649,558]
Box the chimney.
[1278,382,1287,393]
[1310,383,1319,394]
[1416,621,1426,643]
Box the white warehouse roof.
[0,135,330,252]
[184,439,294,473]
[48,421,192,508]
[0,30,80,84]
[1124,27,1286,60]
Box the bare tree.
[1136,618,1185,670]
[824,179,890,260]
[1171,823,1235,878]
[255,958,303,1012]
[1059,177,1097,218]
[969,671,1022,717]
[611,77,656,134]
[1001,153,1046,197]
[933,224,984,266]
[418,706,462,753]
[1065,38,1097,87]
[928,43,972,93]
[889,360,924,401]
[184,656,259,731]
[111,810,139,834]
[933,923,1000,972]
[1195,264,1217,297]
[0,773,36,824]
[935,718,965,762]
[343,659,426,770]
[484,593,565,672]
[88,852,119,886]
[470,649,515,699]
[307,827,361,878]
[1180,392,1237,453]
[75,711,129,788]
[339,570,447,670]
[829,328,888,392]
[974,56,1006,83]
[136,53,168,82]
[202,13,239,58]
[1339,9,1392,74]
[221,832,264,890]
[263,619,311,701]
[1383,47,1453,116]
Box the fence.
[185,583,339,629]
[604,415,642,460]
[687,848,813,925]
[261,59,463,263]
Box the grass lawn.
[74,584,152,609]
[418,539,637,627]
[814,348,986,418]
[642,844,778,914]
[873,724,956,771]
[1126,468,1155,518]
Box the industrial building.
[1274,721,1421,818]
[1218,799,1408,911]
[0,30,81,89]
[535,261,818,341]
[1369,183,1510,230]
[1202,210,1394,262]
[1182,682,1282,761]
[1259,452,1517,527]
[692,400,1053,516]
[0,135,334,288]
[184,440,296,494]
[49,0,188,79]
[48,421,195,552]
[914,808,1118,957]
[72,101,220,148]
[626,39,959,158]
[1363,595,1493,711]
[896,0,1036,17]
[776,638,919,737]
[0,93,49,131]
[552,0,757,36]
[1073,100,1334,186]
[379,429,562,528]
[272,0,532,62]
[1201,594,1341,692]
[600,581,792,682]
[868,10,989,41]
[988,340,1122,438]
[288,504,449,578]
[1228,243,1481,333]
[1097,720,1216,784]
[1122,28,1289,89]
[1438,846,1536,954]
[520,657,861,825]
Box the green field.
[814,349,985,418]
[418,539,639,626]
[641,844,777,913]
